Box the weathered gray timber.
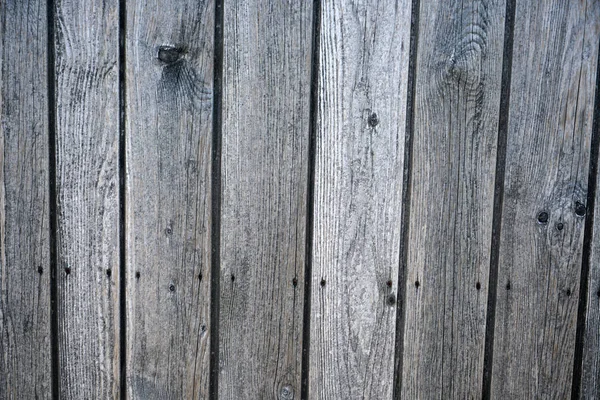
[0,1,52,398]
[401,0,506,398]
[309,1,412,398]
[217,1,312,398]
[582,145,600,398]
[125,1,214,399]
[491,0,600,398]
[54,0,120,397]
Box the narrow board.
[491,1,600,398]
[581,51,600,398]
[218,1,312,398]
[401,0,506,397]
[309,1,412,398]
[0,1,52,398]
[125,1,214,399]
[53,0,121,397]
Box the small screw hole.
[292,278,298,287]
[575,201,586,217]
[476,282,481,290]
[38,266,43,275]
[387,294,396,306]
[320,279,326,287]
[106,269,112,277]
[537,211,549,224]
[415,280,420,289]
[65,267,71,275]
[169,284,175,292]
[135,271,140,279]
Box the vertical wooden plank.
[491,1,600,398]
[54,0,120,397]
[309,1,411,398]
[582,147,600,397]
[218,1,312,398]
[401,0,506,397]
[0,1,52,398]
[580,54,600,399]
[125,1,214,399]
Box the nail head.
[537,211,549,224]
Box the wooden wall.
[1,0,600,398]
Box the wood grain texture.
[401,0,506,397]
[218,1,312,398]
[309,1,411,398]
[54,0,120,397]
[581,64,600,399]
[0,1,52,398]
[582,156,600,397]
[125,1,214,399]
[491,1,600,398]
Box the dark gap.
[481,0,515,397]
[571,38,600,400]
[118,0,127,398]
[301,1,320,398]
[46,0,59,397]
[392,0,420,397]
[209,0,224,398]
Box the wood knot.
[279,385,294,400]
[368,112,379,127]
[157,46,183,64]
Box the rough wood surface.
[491,1,600,398]
[125,1,214,399]
[309,1,411,398]
[54,0,120,397]
[0,1,52,398]
[218,1,312,398]
[401,0,506,397]
[582,153,600,397]
[581,54,600,398]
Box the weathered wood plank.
[581,57,600,399]
[401,0,506,397]
[218,1,312,398]
[309,1,411,398]
[125,1,214,399]
[0,1,52,398]
[53,0,120,397]
[491,1,600,398]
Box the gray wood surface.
[582,154,600,398]
[54,0,120,397]
[218,1,312,398]
[581,52,600,398]
[125,1,214,399]
[491,1,600,398]
[308,1,411,398]
[401,0,506,397]
[0,1,52,398]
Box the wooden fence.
[1,0,600,398]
